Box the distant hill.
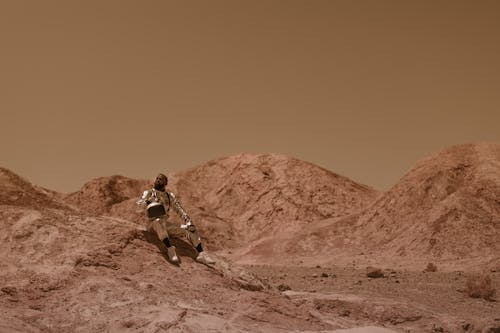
[245,143,500,265]
[64,175,149,219]
[0,167,69,210]
[64,153,378,250]
[354,143,500,258]
[167,153,378,249]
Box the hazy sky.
[1,0,499,193]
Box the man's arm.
[167,192,192,225]
[136,190,152,207]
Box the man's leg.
[148,218,179,263]
[165,222,215,265]
[185,226,215,265]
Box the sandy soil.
[243,263,500,332]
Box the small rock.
[312,273,319,278]
[321,272,329,278]
[1,286,17,296]
[138,282,154,291]
[316,265,321,268]
[340,310,351,317]
[432,325,445,333]
[424,263,438,272]
[29,304,43,311]
[466,273,496,300]
[461,322,471,331]
[122,320,135,328]
[277,284,291,292]
[366,266,384,278]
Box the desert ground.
[1,143,499,332]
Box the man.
[136,173,215,265]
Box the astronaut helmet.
[154,173,168,191]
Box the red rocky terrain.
[351,143,500,266]
[167,153,379,249]
[238,144,500,271]
[1,145,499,332]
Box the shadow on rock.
[141,230,199,263]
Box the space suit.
[136,173,214,265]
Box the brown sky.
[1,0,499,193]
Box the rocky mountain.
[65,153,378,249]
[167,153,378,249]
[245,143,500,267]
[1,147,499,332]
[0,171,317,332]
[0,167,70,211]
[65,175,149,218]
[0,154,382,332]
[352,143,500,259]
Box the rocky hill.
[167,153,378,249]
[65,175,149,218]
[244,143,500,267]
[0,156,382,332]
[0,167,70,211]
[65,153,378,250]
[353,143,500,259]
[0,172,322,332]
[1,147,499,332]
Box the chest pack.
[146,189,170,219]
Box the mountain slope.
[167,153,378,249]
[65,154,378,250]
[0,167,70,211]
[0,173,326,333]
[244,143,500,266]
[65,175,149,217]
